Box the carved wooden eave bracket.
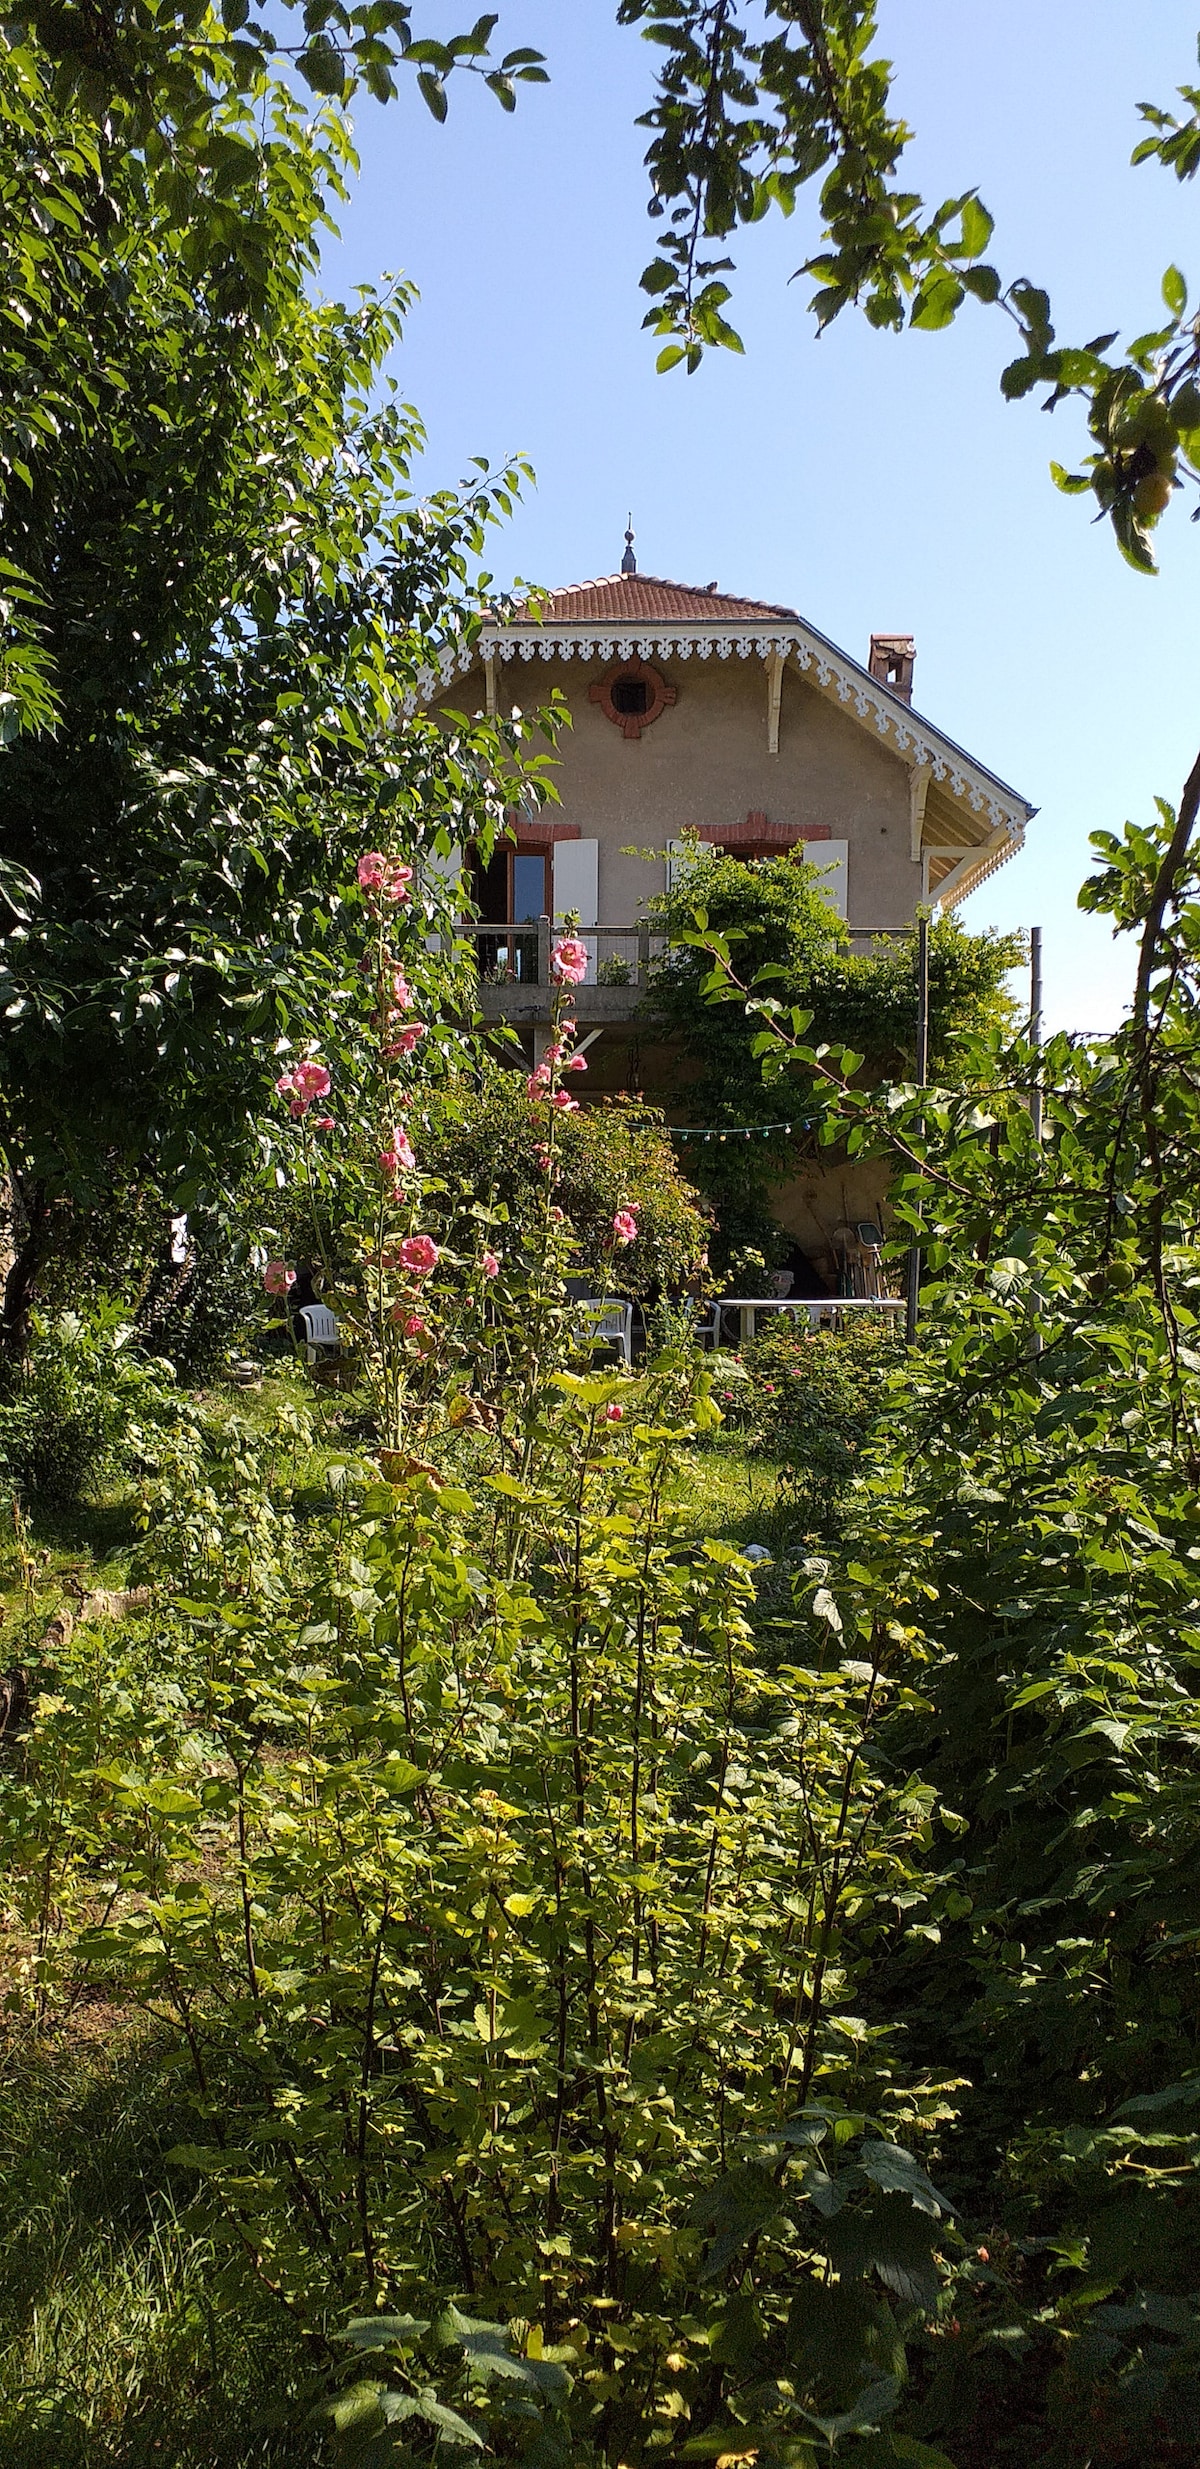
[410,612,1036,909]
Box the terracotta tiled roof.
[508,574,800,624]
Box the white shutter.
[552,838,599,980]
[664,838,692,897]
[813,838,848,920]
[420,841,463,952]
[552,838,598,925]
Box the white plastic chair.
[691,1300,723,1349]
[297,1302,339,1362]
[578,1297,633,1367]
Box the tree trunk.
[1,1180,50,1361]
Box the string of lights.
[667,1119,816,1143]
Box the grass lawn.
[0,1364,365,1644]
[0,2034,324,2468]
[0,1357,816,1648]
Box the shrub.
[46,1377,955,2459]
[20,1186,263,1388]
[742,1313,902,1525]
[135,1213,264,1383]
[0,1298,177,1507]
[422,1065,710,1299]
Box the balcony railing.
[457,918,666,990]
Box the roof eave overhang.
[415,610,1035,881]
[930,827,1024,908]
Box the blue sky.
[321,2,1199,1034]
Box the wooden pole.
[905,913,930,1346]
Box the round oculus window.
[589,659,677,739]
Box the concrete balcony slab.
[474,980,654,1028]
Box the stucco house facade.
[428,556,1035,1284]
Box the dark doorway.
[469,846,550,980]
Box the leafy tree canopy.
[626,4,1200,574]
[10,0,1198,579]
[3,0,548,174]
[0,39,558,1341]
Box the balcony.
[461,919,665,1027]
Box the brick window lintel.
[692,817,832,850]
[504,816,582,849]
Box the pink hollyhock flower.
[293,1059,331,1103]
[386,969,413,1011]
[526,1066,552,1100]
[359,853,414,903]
[380,1127,416,1181]
[535,1146,552,1172]
[564,1052,588,1071]
[276,1057,331,1118]
[313,1114,335,1132]
[604,1403,624,1423]
[550,936,588,985]
[551,1090,579,1112]
[389,1022,426,1057]
[397,1233,439,1276]
[263,1260,295,1296]
[481,1250,500,1278]
[612,1207,640,1246]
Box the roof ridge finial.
[621,513,636,576]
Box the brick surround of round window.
[588,657,677,740]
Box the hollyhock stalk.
[506,938,605,1500]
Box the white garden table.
[716,1295,905,1348]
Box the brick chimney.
[868,633,915,704]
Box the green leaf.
[316,2379,384,2433]
[1162,263,1188,314]
[338,2313,432,2350]
[640,258,675,296]
[379,2390,485,2446]
[690,2166,784,2277]
[1000,355,1042,400]
[911,273,964,331]
[957,195,994,258]
[297,35,346,93]
[823,2196,943,2310]
[796,2374,900,2439]
[857,2141,954,2217]
[682,2431,771,2459]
